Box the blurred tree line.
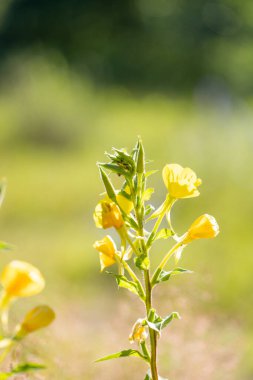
[0,0,253,96]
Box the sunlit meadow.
[0,55,252,378]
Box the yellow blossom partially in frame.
[16,305,55,338]
[94,200,124,229]
[162,164,202,199]
[0,260,45,300]
[93,235,117,271]
[116,193,133,214]
[183,214,219,243]
[129,318,148,344]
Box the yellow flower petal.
[129,318,148,344]
[162,164,201,199]
[93,235,117,271]
[0,261,45,299]
[93,200,124,229]
[16,305,55,337]
[116,193,133,214]
[184,214,219,243]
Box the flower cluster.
[0,180,55,375]
[93,139,219,380]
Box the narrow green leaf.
[106,272,141,298]
[147,312,180,334]
[145,170,158,178]
[95,349,148,363]
[160,312,180,330]
[144,204,155,217]
[0,363,46,378]
[154,228,173,241]
[155,267,193,285]
[99,167,116,201]
[134,254,150,270]
[12,363,46,373]
[99,163,127,176]
[146,199,167,221]
[136,138,145,174]
[142,188,154,202]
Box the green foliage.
[107,272,144,300]
[96,349,149,363]
[2,0,253,95]
[0,362,46,378]
[146,312,181,335]
[153,267,193,286]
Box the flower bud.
[183,214,219,243]
[129,319,148,344]
[16,305,55,338]
[162,164,201,199]
[0,261,45,300]
[93,200,124,229]
[93,235,117,271]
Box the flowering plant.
[0,180,55,377]
[93,139,219,379]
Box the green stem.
[144,270,158,380]
[130,172,159,380]
[123,261,145,300]
[141,341,151,362]
[151,241,182,286]
[146,195,175,249]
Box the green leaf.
[12,363,46,373]
[142,188,154,202]
[146,199,167,221]
[144,204,155,217]
[147,312,180,334]
[136,138,145,174]
[107,272,142,298]
[99,167,116,201]
[0,363,46,378]
[145,170,158,178]
[154,267,193,285]
[96,349,148,363]
[154,228,173,241]
[134,254,150,270]
[99,163,127,177]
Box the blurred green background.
[0,1,252,379]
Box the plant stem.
[146,195,175,249]
[151,241,182,286]
[131,172,159,380]
[144,270,158,380]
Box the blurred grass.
[0,54,252,378]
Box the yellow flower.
[116,192,133,215]
[16,305,55,338]
[93,199,124,229]
[162,164,202,199]
[183,214,219,243]
[0,260,45,301]
[129,318,148,344]
[93,235,117,271]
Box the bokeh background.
[0,1,252,379]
